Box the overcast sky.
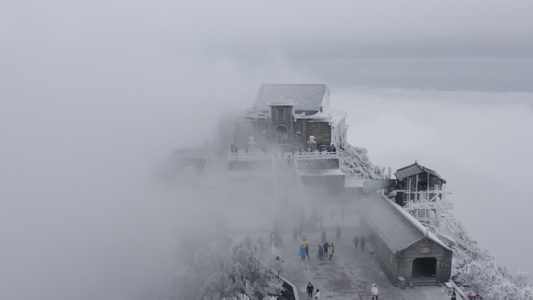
[1,1,532,299]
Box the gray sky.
[1,1,533,299]
[333,89,533,279]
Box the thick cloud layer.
[333,88,533,278]
[2,1,533,299]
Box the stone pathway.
[274,226,451,300]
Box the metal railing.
[227,151,273,161]
[292,151,339,160]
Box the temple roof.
[254,84,329,112]
[394,162,445,182]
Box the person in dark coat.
[360,236,366,251]
[353,235,360,250]
[323,242,329,257]
[303,240,310,260]
[306,282,314,298]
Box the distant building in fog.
[230,84,348,151]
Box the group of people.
[316,241,334,260]
[352,235,366,251]
[291,143,337,154]
[298,228,336,261]
[298,239,311,260]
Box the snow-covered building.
[394,162,447,206]
[231,84,348,151]
[393,162,453,233]
[360,194,453,286]
[223,84,348,191]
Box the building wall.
[270,106,294,123]
[399,173,446,192]
[228,159,272,170]
[270,106,294,144]
[297,158,339,170]
[304,121,332,146]
[398,239,452,283]
[330,118,347,149]
[300,174,345,191]
[232,112,334,148]
[398,172,446,203]
[365,229,400,283]
[360,218,452,285]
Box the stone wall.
[293,119,332,147]
[228,159,272,170]
[360,218,452,285]
[231,112,333,148]
[300,174,345,191]
[297,158,339,170]
[304,121,332,146]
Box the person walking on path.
[329,242,334,260]
[335,223,341,239]
[451,288,457,300]
[314,289,320,299]
[306,282,314,298]
[323,242,329,258]
[293,228,299,242]
[321,229,326,243]
[299,244,306,260]
[303,240,310,260]
[353,235,359,250]
[371,283,379,300]
[318,244,324,260]
[360,235,366,252]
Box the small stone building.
[231,84,348,151]
[360,194,452,286]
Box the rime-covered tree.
[199,239,283,300]
[168,218,231,300]
[449,221,533,299]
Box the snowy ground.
[231,214,451,300]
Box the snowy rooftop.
[303,105,347,126]
[394,162,445,182]
[362,194,450,254]
[254,84,329,112]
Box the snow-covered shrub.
[449,220,533,299]
[338,143,384,179]
[198,239,284,300]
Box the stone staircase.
[410,277,439,286]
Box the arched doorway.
[274,125,288,144]
[412,257,437,278]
